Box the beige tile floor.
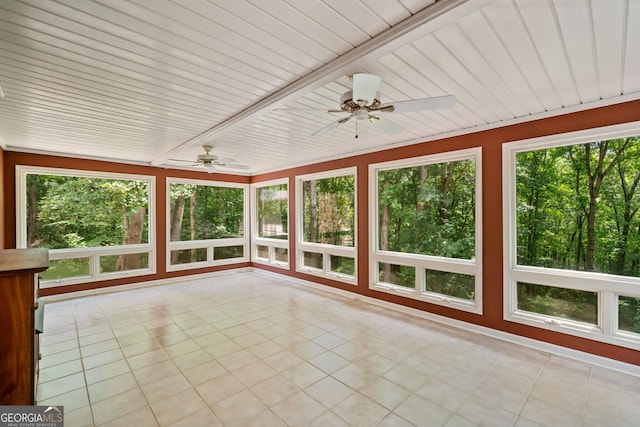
[37,271,640,426]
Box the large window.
[503,124,640,349]
[17,167,155,287]
[252,179,289,268]
[296,168,356,283]
[167,179,248,270]
[370,149,482,313]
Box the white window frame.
[296,167,357,285]
[251,178,289,269]
[503,122,640,349]
[166,178,249,272]
[16,166,156,288]
[369,148,483,314]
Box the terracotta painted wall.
[2,100,640,365]
[253,100,640,366]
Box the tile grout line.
[581,366,594,427]
[76,297,96,427]
[513,351,551,426]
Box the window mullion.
[91,255,100,278]
[416,267,425,295]
[602,291,616,337]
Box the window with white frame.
[503,123,640,349]
[167,178,248,271]
[296,168,356,283]
[16,166,155,287]
[369,148,482,313]
[252,179,289,268]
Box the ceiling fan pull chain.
[355,119,359,139]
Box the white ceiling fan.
[172,145,250,172]
[313,73,456,137]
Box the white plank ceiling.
[0,0,639,175]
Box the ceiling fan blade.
[276,108,330,112]
[352,73,382,106]
[379,95,456,113]
[372,116,404,135]
[312,115,351,136]
[220,163,250,170]
[215,157,237,165]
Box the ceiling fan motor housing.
[340,90,381,112]
[197,153,218,162]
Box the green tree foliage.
[516,137,640,275]
[302,175,355,246]
[378,160,476,259]
[516,137,640,328]
[169,183,244,241]
[257,184,288,239]
[27,174,150,278]
[378,263,416,289]
[27,174,149,249]
[377,160,476,295]
[619,295,640,333]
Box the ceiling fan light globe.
[353,109,369,120]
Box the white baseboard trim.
[41,267,252,303]
[253,269,640,377]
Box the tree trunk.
[575,214,585,269]
[190,189,197,262]
[116,206,146,270]
[583,139,630,271]
[585,194,597,271]
[381,179,391,282]
[614,164,640,275]
[259,194,266,236]
[309,180,318,243]
[523,151,547,265]
[27,176,38,247]
[416,165,427,215]
[440,162,452,220]
[281,196,288,235]
[169,195,186,264]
